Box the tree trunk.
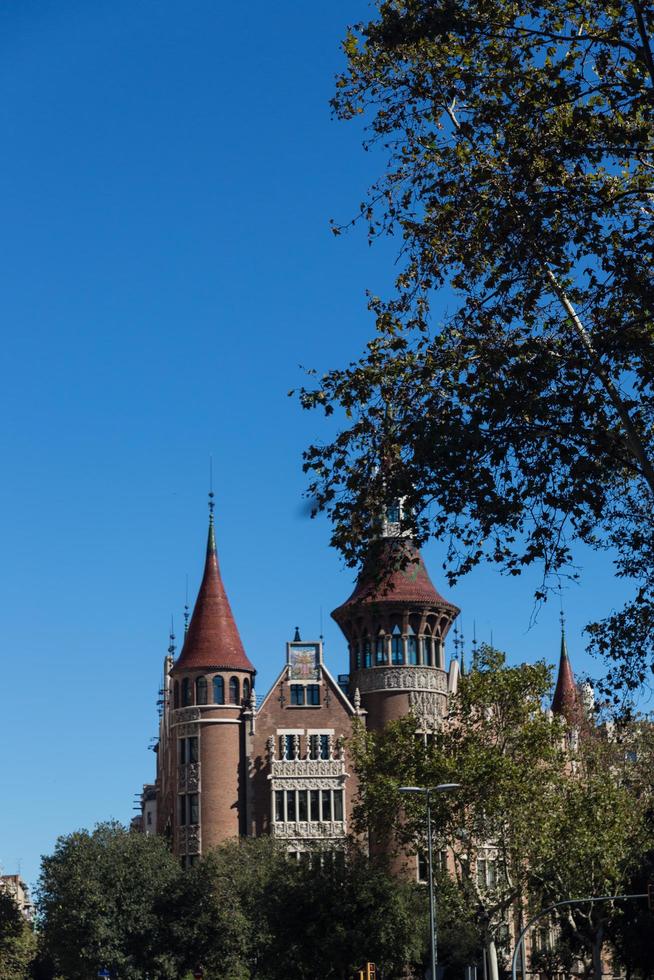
[487,940,500,980]
[591,924,604,980]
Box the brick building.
[148,499,573,875]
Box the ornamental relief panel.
[353,666,447,695]
[176,722,199,738]
[178,763,200,793]
[270,777,346,792]
[409,690,444,731]
[173,707,200,725]
[271,821,347,840]
[179,824,201,856]
[271,760,346,778]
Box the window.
[196,677,207,705]
[286,790,297,821]
[353,643,361,669]
[477,857,497,889]
[421,635,431,666]
[392,625,403,665]
[407,627,418,665]
[213,675,224,704]
[189,794,199,824]
[275,790,284,822]
[307,685,320,705]
[243,677,250,702]
[333,789,344,821]
[173,681,180,709]
[298,790,308,821]
[181,678,192,707]
[179,737,197,764]
[229,676,239,703]
[387,503,400,523]
[280,734,296,759]
[146,811,152,825]
[375,634,386,665]
[319,734,330,759]
[310,789,320,821]
[179,795,187,826]
[290,685,305,706]
[179,738,186,765]
[321,790,332,820]
[363,638,372,668]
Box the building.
[0,875,34,921]
[145,498,574,875]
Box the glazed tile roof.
[172,518,254,674]
[332,537,459,616]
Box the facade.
[0,874,34,921]
[146,500,574,875]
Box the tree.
[0,890,35,980]
[36,822,190,980]
[191,836,428,980]
[528,724,654,979]
[298,0,654,696]
[351,646,567,980]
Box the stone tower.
[166,505,255,865]
[331,509,459,734]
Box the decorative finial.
[459,617,466,675]
[293,626,301,642]
[208,456,215,523]
[472,620,478,654]
[168,617,176,658]
[353,687,361,711]
[184,574,190,634]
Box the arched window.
[421,629,431,667]
[375,633,386,665]
[243,677,251,703]
[363,636,372,668]
[173,681,180,709]
[181,678,192,707]
[196,676,207,705]
[229,676,240,704]
[407,624,418,665]
[213,675,224,705]
[391,625,403,665]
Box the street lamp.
[399,784,461,980]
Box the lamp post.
[399,784,460,980]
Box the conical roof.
[173,516,254,674]
[332,537,458,617]
[551,627,580,724]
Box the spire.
[551,613,580,725]
[173,500,254,674]
[293,626,301,642]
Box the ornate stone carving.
[177,722,199,738]
[353,666,447,695]
[186,824,201,854]
[271,821,346,840]
[271,759,346,778]
[409,690,443,731]
[353,687,361,711]
[178,763,200,793]
[267,735,276,760]
[173,707,200,725]
[270,777,346,792]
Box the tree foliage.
[0,890,34,980]
[351,647,654,978]
[298,0,654,695]
[36,822,189,980]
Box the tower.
[552,615,583,727]
[165,503,255,865]
[331,508,459,734]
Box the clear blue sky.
[0,0,637,891]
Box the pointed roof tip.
[173,509,255,675]
[293,626,301,642]
[552,624,581,724]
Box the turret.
[331,505,459,733]
[551,616,582,727]
[167,498,255,864]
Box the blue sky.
[0,0,639,891]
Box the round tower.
[169,502,255,865]
[332,518,459,734]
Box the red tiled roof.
[172,519,254,674]
[551,633,580,724]
[332,537,459,615]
